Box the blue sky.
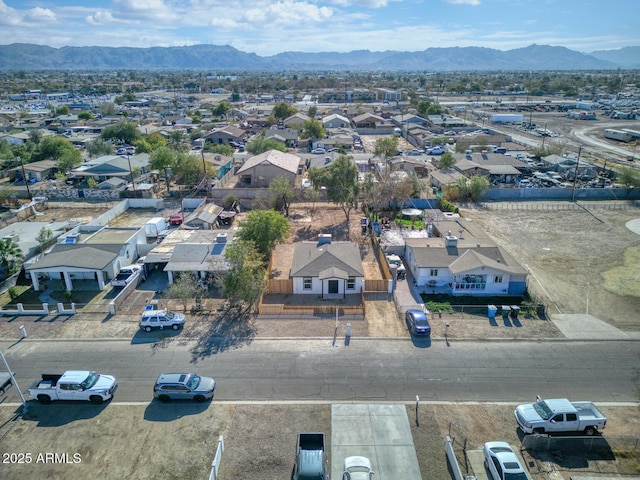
[1,0,637,56]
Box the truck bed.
[297,432,325,451]
[29,374,62,390]
[573,401,606,421]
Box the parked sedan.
[311,148,326,154]
[427,146,446,155]
[405,308,431,336]
[342,456,374,480]
[153,373,216,403]
[483,441,530,480]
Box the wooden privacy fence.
[365,279,388,292]
[265,279,293,294]
[258,303,365,316]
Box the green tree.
[618,167,640,188]
[87,178,99,189]
[55,105,70,116]
[272,102,297,120]
[222,194,238,210]
[0,239,23,277]
[373,136,399,162]
[0,184,17,206]
[56,148,83,172]
[212,101,231,117]
[301,118,325,140]
[269,175,295,217]
[246,138,286,155]
[307,105,318,118]
[78,111,94,122]
[173,152,206,186]
[31,136,78,163]
[237,210,289,261]
[307,155,359,223]
[85,138,113,158]
[214,240,265,311]
[438,152,456,169]
[209,144,234,156]
[149,146,176,193]
[136,132,167,153]
[35,227,54,254]
[165,272,207,312]
[101,120,140,145]
[169,130,189,152]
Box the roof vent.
[3,233,19,243]
[216,233,228,243]
[445,235,458,247]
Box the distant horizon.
[0,0,638,56]
[3,41,639,57]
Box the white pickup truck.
[110,265,142,288]
[28,370,118,405]
[515,396,607,435]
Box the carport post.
[0,349,28,414]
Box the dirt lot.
[0,402,637,480]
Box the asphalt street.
[1,338,637,404]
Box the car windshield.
[505,472,529,480]
[186,375,201,390]
[533,400,552,419]
[414,317,429,327]
[80,372,99,389]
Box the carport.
[24,244,120,291]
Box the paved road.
[2,338,637,404]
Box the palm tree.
[0,239,24,278]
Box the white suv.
[139,309,186,332]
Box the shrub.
[8,286,19,302]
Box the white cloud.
[24,7,57,22]
[445,0,481,5]
[85,10,116,25]
[241,1,333,27]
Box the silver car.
[153,373,216,403]
[139,309,185,332]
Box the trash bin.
[501,305,511,319]
[510,305,520,319]
[487,305,497,319]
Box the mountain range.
[0,43,638,71]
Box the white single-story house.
[404,234,528,296]
[24,227,144,291]
[290,239,364,298]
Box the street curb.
[2,336,639,343]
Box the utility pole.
[571,146,581,202]
[0,349,28,413]
[126,154,136,195]
[18,156,32,200]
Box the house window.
[430,269,438,277]
[494,275,503,283]
[347,277,355,289]
[303,277,312,290]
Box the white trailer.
[491,114,524,123]
[604,129,633,143]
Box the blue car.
[405,308,431,336]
